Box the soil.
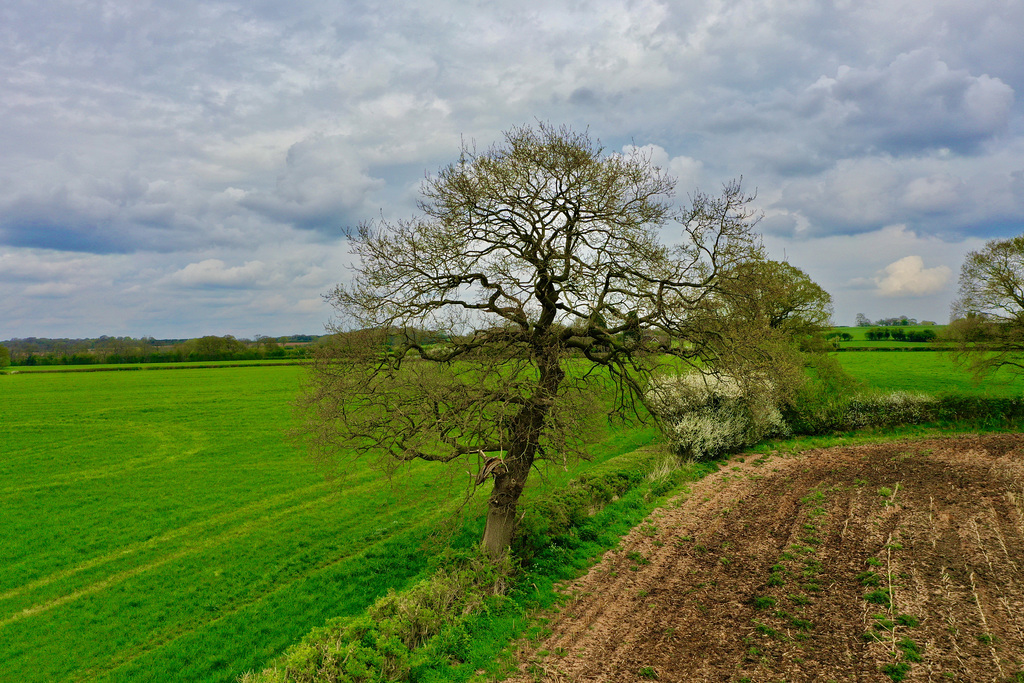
[510,434,1024,682]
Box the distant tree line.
[855,314,936,327]
[864,327,937,342]
[0,334,322,366]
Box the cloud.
[874,255,953,297]
[237,134,385,231]
[23,282,78,298]
[1,0,1023,338]
[761,225,980,325]
[764,147,1024,238]
[900,173,965,213]
[168,259,271,288]
[800,49,1014,156]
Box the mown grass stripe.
[0,480,333,606]
[0,469,448,625]
[81,515,444,681]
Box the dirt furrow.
[511,434,1024,683]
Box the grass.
[836,350,1024,396]
[3,359,307,373]
[3,348,1021,681]
[0,366,658,682]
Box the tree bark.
[481,351,564,557]
[481,420,537,557]
[481,469,525,556]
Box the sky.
[2,0,1022,340]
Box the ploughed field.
[513,434,1024,682]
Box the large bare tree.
[298,123,775,556]
[950,235,1024,376]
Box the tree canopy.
[950,235,1024,376]
[298,123,809,556]
[719,260,832,337]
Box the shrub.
[240,549,514,683]
[906,329,936,342]
[866,328,890,341]
[843,391,938,429]
[646,373,788,460]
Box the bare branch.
[298,123,810,556]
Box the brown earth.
[510,434,1024,683]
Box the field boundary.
[2,360,311,374]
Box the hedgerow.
[649,368,1024,461]
[239,549,515,683]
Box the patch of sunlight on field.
[0,366,656,682]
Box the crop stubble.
[512,434,1024,682]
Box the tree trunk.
[481,446,534,557]
[481,350,564,557]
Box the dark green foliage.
[934,395,1024,425]
[512,469,643,563]
[882,662,912,681]
[898,637,924,662]
[906,329,936,342]
[858,570,883,586]
[2,334,317,366]
[784,353,865,434]
[864,589,892,607]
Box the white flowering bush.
[646,373,788,460]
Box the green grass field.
[0,366,657,682]
[5,359,306,373]
[835,350,1024,395]
[2,350,1020,683]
